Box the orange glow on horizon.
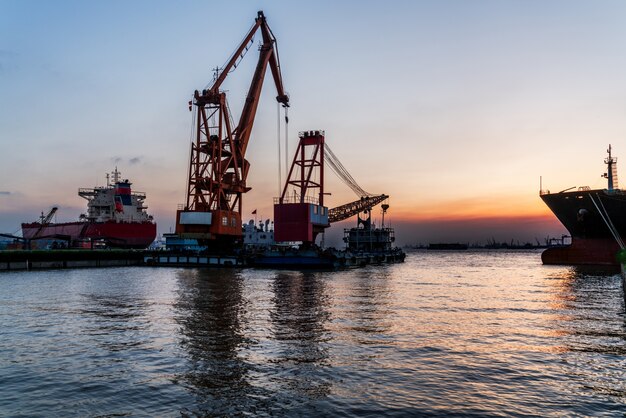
[393,209,556,223]
[390,192,553,223]
[394,211,557,224]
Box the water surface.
[1,250,625,416]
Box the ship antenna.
[604,144,618,191]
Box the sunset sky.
[2,1,626,245]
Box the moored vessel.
[21,168,156,249]
[337,204,406,267]
[541,146,626,266]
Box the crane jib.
[176,11,289,246]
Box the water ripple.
[1,252,626,415]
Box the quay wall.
[0,250,144,271]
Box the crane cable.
[276,104,290,197]
[277,102,282,196]
[278,120,371,200]
[285,106,289,188]
[324,144,372,197]
[325,153,368,197]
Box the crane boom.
[33,207,58,238]
[177,11,289,247]
[328,195,388,223]
[41,207,58,225]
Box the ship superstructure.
[243,219,275,249]
[78,168,152,224]
[341,204,406,265]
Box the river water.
[1,250,625,416]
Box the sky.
[2,0,626,246]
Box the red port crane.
[176,11,289,248]
[274,130,390,245]
[274,130,329,244]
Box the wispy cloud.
[0,191,11,196]
[110,156,142,166]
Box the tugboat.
[22,168,156,249]
[338,204,406,267]
[541,145,626,266]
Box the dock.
[0,250,144,271]
[0,247,406,271]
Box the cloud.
[110,156,142,165]
[0,191,11,196]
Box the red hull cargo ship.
[541,146,626,266]
[22,168,156,249]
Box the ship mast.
[603,145,618,191]
[111,167,121,185]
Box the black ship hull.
[540,189,626,265]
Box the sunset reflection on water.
[1,251,625,416]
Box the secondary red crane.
[274,130,329,244]
[274,130,390,245]
[176,11,289,248]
